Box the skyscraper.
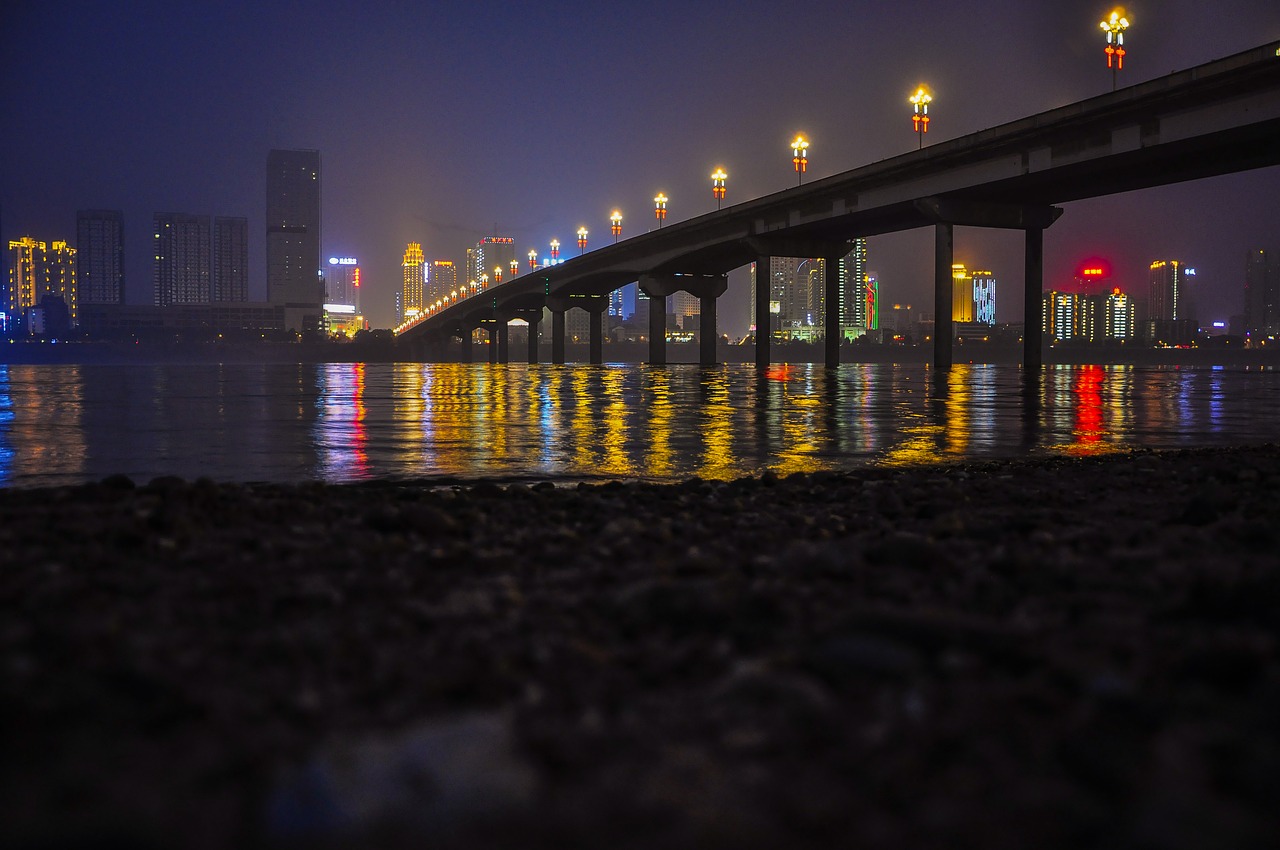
[153,213,211,306]
[838,239,869,337]
[465,237,515,287]
[76,210,125,305]
[7,237,78,327]
[1147,259,1196,345]
[750,257,824,340]
[1244,249,1276,340]
[212,216,248,302]
[401,242,425,322]
[266,149,322,331]
[7,237,43,316]
[428,260,458,304]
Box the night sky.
[3,0,1278,332]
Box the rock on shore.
[2,446,1278,849]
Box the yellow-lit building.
[7,237,78,326]
[401,242,425,322]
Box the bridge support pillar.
[1024,227,1044,371]
[699,293,717,365]
[754,256,771,368]
[486,325,498,363]
[934,224,953,370]
[460,328,473,363]
[648,295,666,365]
[496,320,510,364]
[824,255,841,368]
[588,308,605,365]
[551,310,566,364]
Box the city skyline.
[2,1,1278,331]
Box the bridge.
[397,41,1280,369]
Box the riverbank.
[3,337,1280,367]
[3,446,1278,848]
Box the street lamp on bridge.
[510,259,519,279]
[610,210,622,242]
[493,265,503,284]
[711,167,727,209]
[791,136,808,185]
[577,226,588,254]
[528,248,538,270]
[654,193,668,227]
[910,86,932,149]
[1100,8,1130,91]
[550,239,560,261]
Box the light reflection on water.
[1,362,1279,488]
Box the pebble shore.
[3,445,1279,849]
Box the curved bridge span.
[398,42,1280,369]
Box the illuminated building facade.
[212,216,248,302]
[972,271,996,325]
[465,237,515,288]
[1043,290,1078,341]
[1147,259,1197,345]
[864,276,879,331]
[1102,288,1136,339]
[76,210,125,305]
[325,256,359,306]
[266,149,322,331]
[153,213,211,306]
[838,239,871,337]
[401,242,425,321]
[7,237,78,328]
[951,265,995,325]
[428,260,457,304]
[1244,249,1277,340]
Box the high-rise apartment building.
[212,216,248,302]
[401,242,426,322]
[838,239,870,337]
[1244,249,1276,340]
[76,210,125,305]
[325,256,359,306]
[465,237,516,286]
[428,260,458,304]
[153,213,211,306]
[7,237,78,327]
[266,149,322,331]
[1043,291,1078,341]
[1147,259,1196,345]
[749,257,826,340]
[950,265,996,325]
[1102,288,1136,339]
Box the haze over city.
[3,0,1278,331]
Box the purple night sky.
[3,0,1278,331]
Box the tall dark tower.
[76,210,125,305]
[1244,249,1276,341]
[266,149,321,332]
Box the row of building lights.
[396,9,1133,334]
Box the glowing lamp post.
[654,193,668,227]
[910,87,932,149]
[610,210,622,242]
[510,259,519,279]
[550,239,560,261]
[711,167,727,209]
[481,273,489,290]
[791,136,808,185]
[577,226,588,254]
[493,266,503,284]
[1100,9,1130,91]
[528,249,538,270]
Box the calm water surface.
[1,362,1278,488]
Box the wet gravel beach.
[3,445,1279,849]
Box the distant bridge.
[397,42,1280,369]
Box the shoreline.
[2,339,1278,368]
[3,445,1279,848]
